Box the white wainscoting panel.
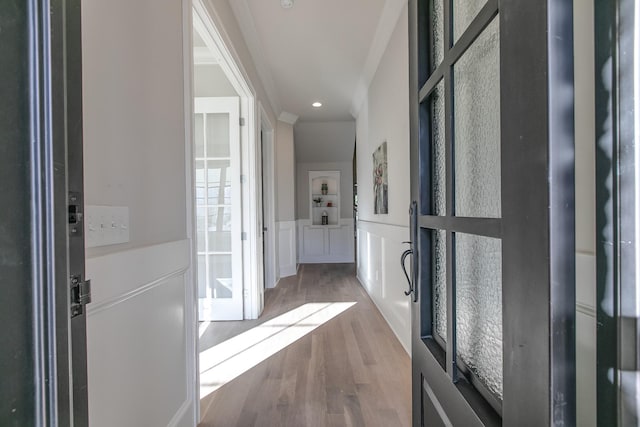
[277,221,297,278]
[303,227,326,256]
[356,220,410,353]
[297,219,355,263]
[85,239,194,427]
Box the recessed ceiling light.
[312,102,322,108]
[281,0,294,9]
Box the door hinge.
[70,275,91,318]
[241,232,247,241]
[239,117,246,126]
[240,174,247,184]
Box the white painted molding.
[350,0,407,118]
[86,239,190,306]
[356,218,408,237]
[278,111,299,125]
[277,221,298,277]
[228,0,283,116]
[85,239,192,427]
[181,0,198,422]
[193,46,219,65]
[194,0,257,99]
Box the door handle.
[401,247,414,298]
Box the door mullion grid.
[443,0,458,382]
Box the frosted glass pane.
[195,114,204,158]
[209,255,232,299]
[454,18,501,218]
[432,81,446,216]
[455,233,502,399]
[206,113,230,157]
[433,230,447,340]
[208,207,231,231]
[432,0,444,71]
[207,207,231,252]
[207,160,231,205]
[453,0,487,42]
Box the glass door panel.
[195,97,242,321]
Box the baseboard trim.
[356,273,410,356]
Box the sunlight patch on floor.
[199,302,356,399]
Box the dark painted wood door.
[0,1,89,425]
[407,0,576,425]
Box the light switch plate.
[85,205,130,248]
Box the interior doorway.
[190,0,275,418]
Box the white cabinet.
[309,171,340,226]
[299,170,354,263]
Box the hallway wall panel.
[356,221,411,353]
[86,240,192,427]
[354,4,411,354]
[277,220,297,278]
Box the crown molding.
[350,0,407,118]
[229,0,283,117]
[278,111,299,125]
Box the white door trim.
[192,0,262,321]
[181,0,198,423]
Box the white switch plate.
[85,205,130,248]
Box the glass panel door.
[195,97,243,321]
[408,0,576,425]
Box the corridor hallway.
[198,264,411,427]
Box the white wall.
[275,121,298,277]
[355,4,411,353]
[83,0,187,259]
[294,121,356,163]
[276,121,297,222]
[296,161,354,220]
[574,0,597,424]
[82,0,195,425]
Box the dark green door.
[407,0,576,425]
[0,1,89,425]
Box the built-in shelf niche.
[309,171,340,225]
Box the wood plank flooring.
[198,263,411,427]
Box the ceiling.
[230,0,405,124]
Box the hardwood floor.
[198,263,411,427]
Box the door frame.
[408,0,576,425]
[191,0,262,322]
[1,0,89,424]
[260,102,278,291]
[194,97,244,320]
